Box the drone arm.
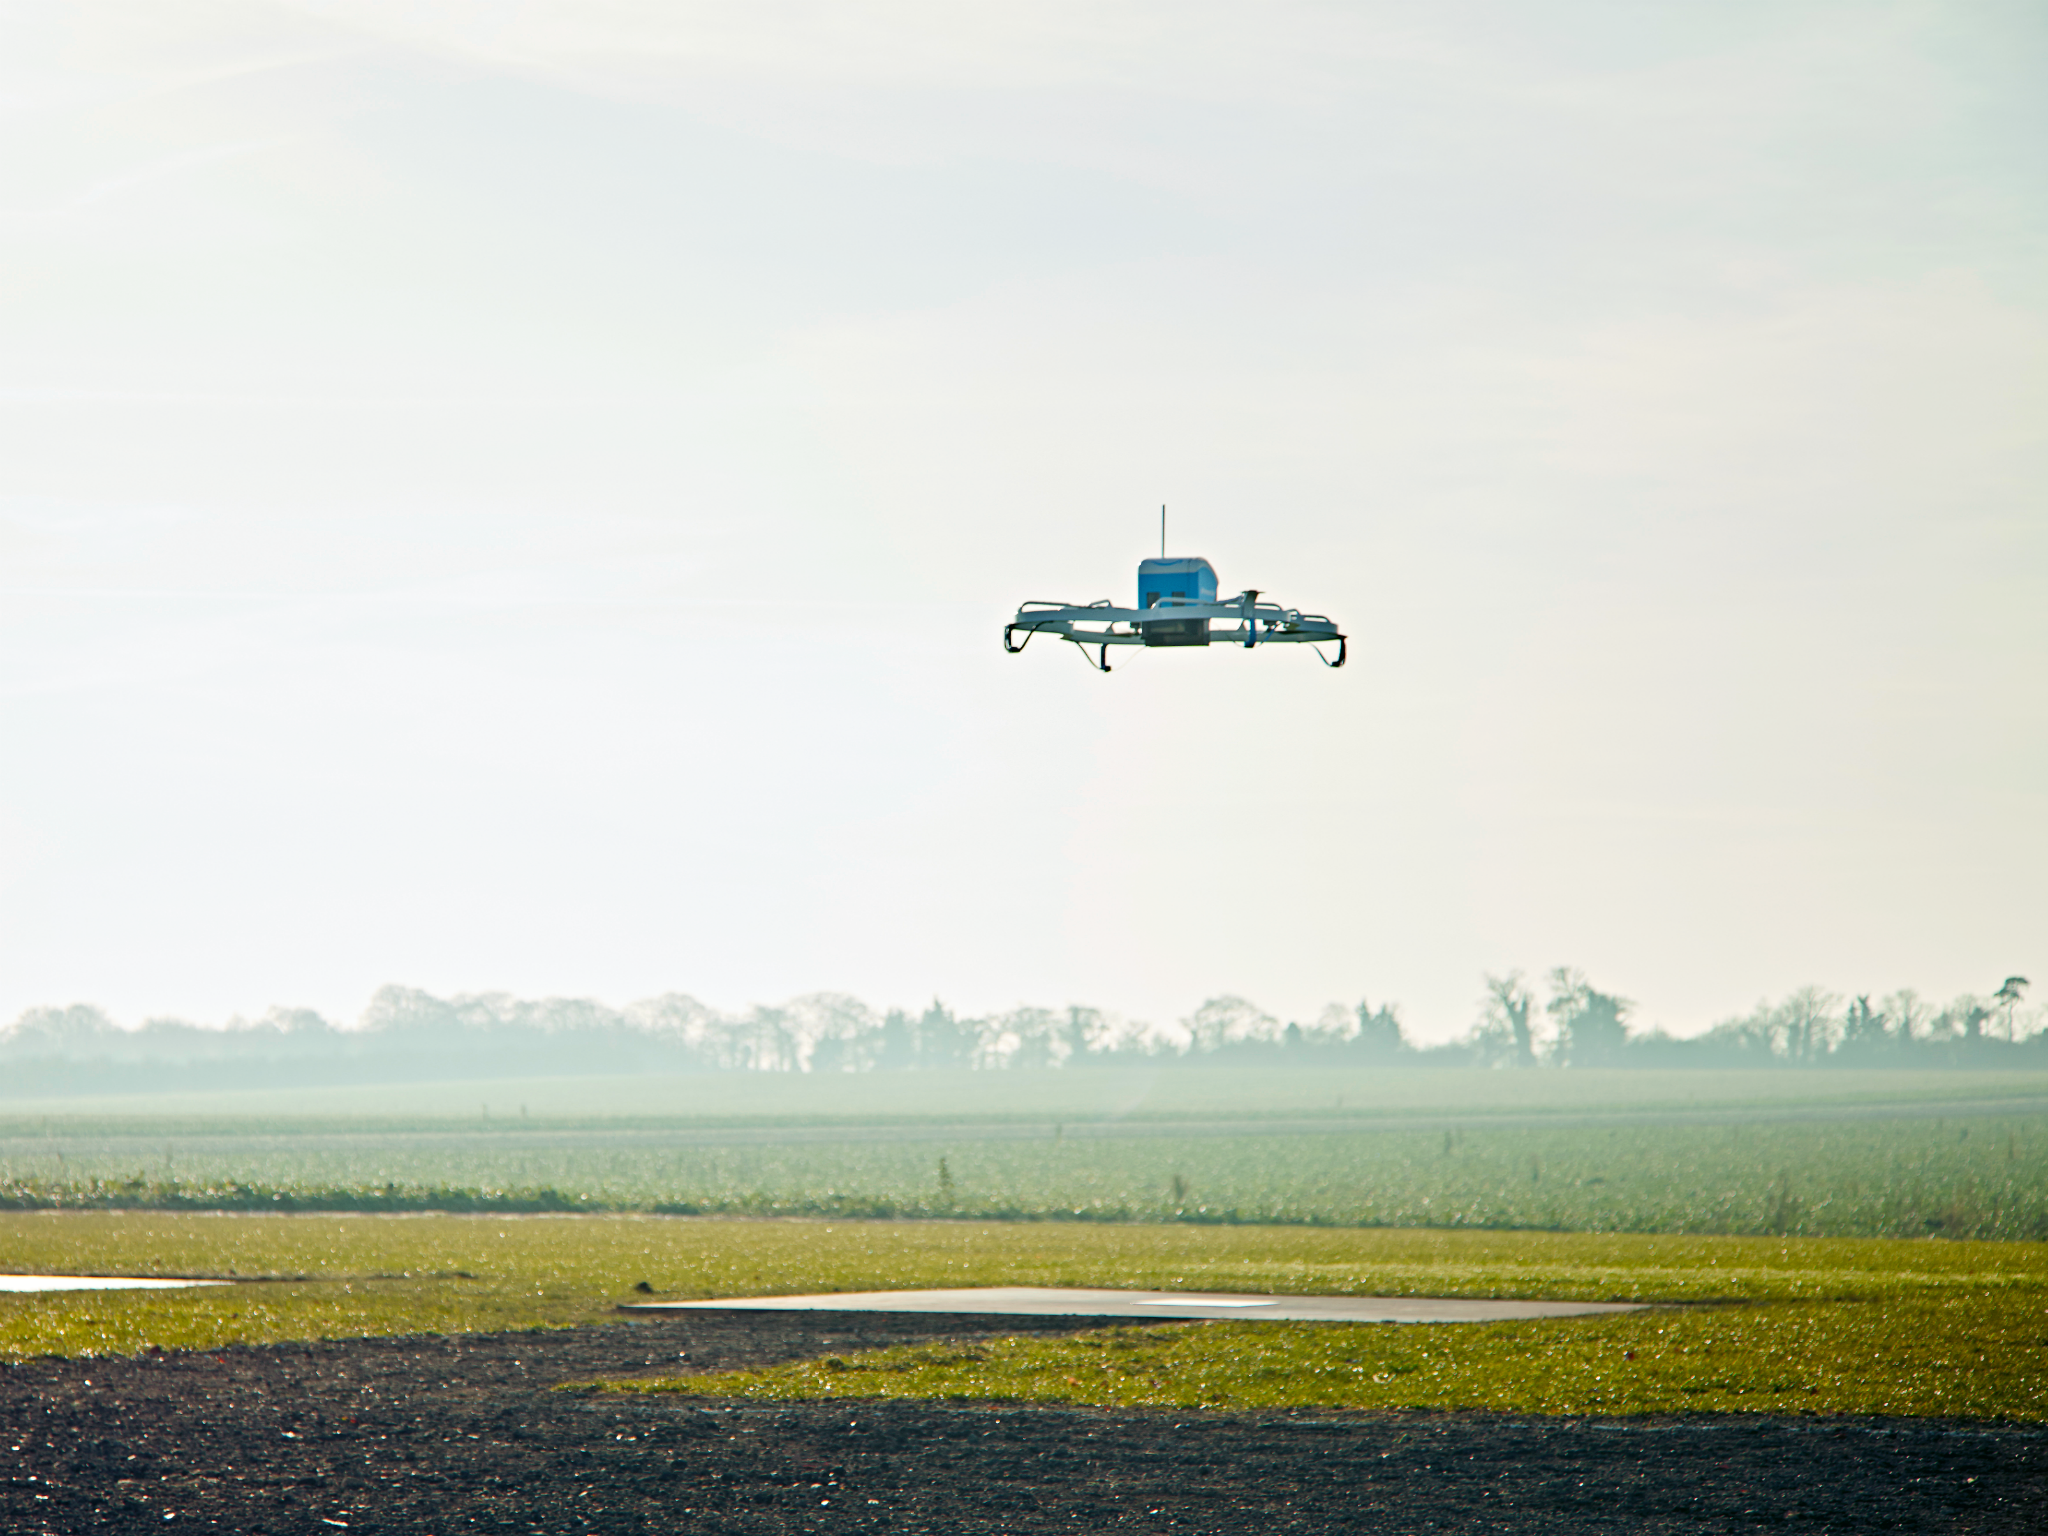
[1008,593,1343,668]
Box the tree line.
[0,973,2036,1094]
[0,989,1407,1091]
[1461,969,2037,1067]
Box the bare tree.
[1953,999,1992,1044]
[1059,1006,1109,1064]
[1546,968,1631,1067]
[1482,972,1537,1066]
[1775,986,1841,1064]
[996,1007,1060,1069]
[1879,989,1929,1044]
[1184,995,1281,1054]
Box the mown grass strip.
[4,1211,2045,1414]
[598,1294,2048,1420]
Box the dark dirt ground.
[2,1312,2042,1534]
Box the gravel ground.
[2,1312,2042,1533]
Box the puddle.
[624,1287,1647,1323]
[0,1275,229,1293]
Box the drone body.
[1004,551,1345,673]
[1133,557,1218,646]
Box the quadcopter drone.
[1003,515,1346,673]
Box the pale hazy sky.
[3,2,2043,1042]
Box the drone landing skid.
[1003,591,1346,672]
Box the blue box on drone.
[1137,557,1218,609]
[1136,557,1218,646]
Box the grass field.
[606,1298,2047,1420]
[6,1071,2047,1240]
[3,1212,2044,1420]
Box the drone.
[1003,510,1346,672]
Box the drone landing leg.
[1066,640,1111,673]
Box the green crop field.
[2,1212,2044,1420]
[5,1096,2045,1240]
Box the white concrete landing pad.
[621,1286,1643,1323]
[0,1275,228,1293]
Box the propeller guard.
[1004,592,1346,669]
